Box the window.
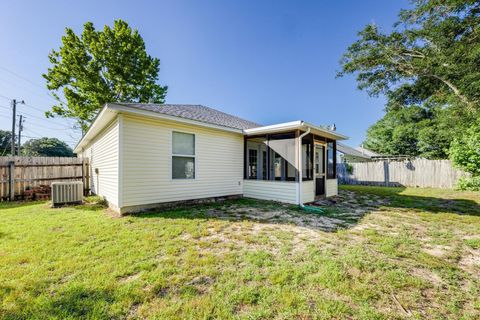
[315,145,325,176]
[327,142,336,179]
[248,149,257,179]
[172,132,195,179]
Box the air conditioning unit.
[51,182,83,207]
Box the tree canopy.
[0,130,12,156]
[21,138,74,157]
[339,0,480,162]
[44,20,167,131]
[339,0,480,112]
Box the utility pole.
[11,100,16,156]
[10,99,25,156]
[17,115,24,155]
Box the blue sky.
[0,0,408,148]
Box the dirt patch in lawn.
[459,249,480,277]
[423,245,451,258]
[203,190,390,232]
[204,207,349,232]
[118,272,141,283]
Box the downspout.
[298,126,311,207]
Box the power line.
[0,93,57,115]
[0,65,67,105]
[0,92,75,128]
[0,74,57,106]
[0,93,12,100]
[24,126,50,137]
[23,102,48,113]
[0,104,74,132]
[21,119,72,131]
[13,110,72,129]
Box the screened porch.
[242,127,338,204]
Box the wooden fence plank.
[0,156,89,201]
[337,159,468,189]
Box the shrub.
[345,163,354,175]
[455,176,480,191]
[449,122,480,176]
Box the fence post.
[81,158,86,196]
[84,159,90,195]
[8,161,14,201]
[383,161,390,187]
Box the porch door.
[315,145,325,196]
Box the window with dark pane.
[172,132,195,179]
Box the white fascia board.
[244,120,349,141]
[303,122,349,140]
[73,105,118,154]
[243,121,304,135]
[108,104,244,134]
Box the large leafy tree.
[339,0,480,112]
[338,0,480,160]
[0,130,12,156]
[21,138,74,157]
[363,105,428,157]
[44,20,167,131]
[363,104,458,159]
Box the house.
[74,103,348,214]
[337,143,375,162]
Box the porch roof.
[243,120,348,141]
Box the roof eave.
[244,121,348,141]
[73,104,118,154]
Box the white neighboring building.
[74,103,348,213]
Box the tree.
[44,20,167,131]
[21,138,74,157]
[0,130,12,156]
[338,0,480,112]
[363,106,427,156]
[339,0,480,161]
[363,104,457,159]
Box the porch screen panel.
[327,142,336,179]
[248,149,258,179]
[244,133,299,181]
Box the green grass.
[0,187,479,319]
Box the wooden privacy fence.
[337,159,468,189]
[0,157,90,201]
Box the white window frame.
[171,130,196,180]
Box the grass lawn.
[0,186,479,319]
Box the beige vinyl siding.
[81,119,119,208]
[243,180,297,204]
[301,180,314,203]
[121,115,243,207]
[326,179,338,197]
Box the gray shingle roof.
[113,103,261,130]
